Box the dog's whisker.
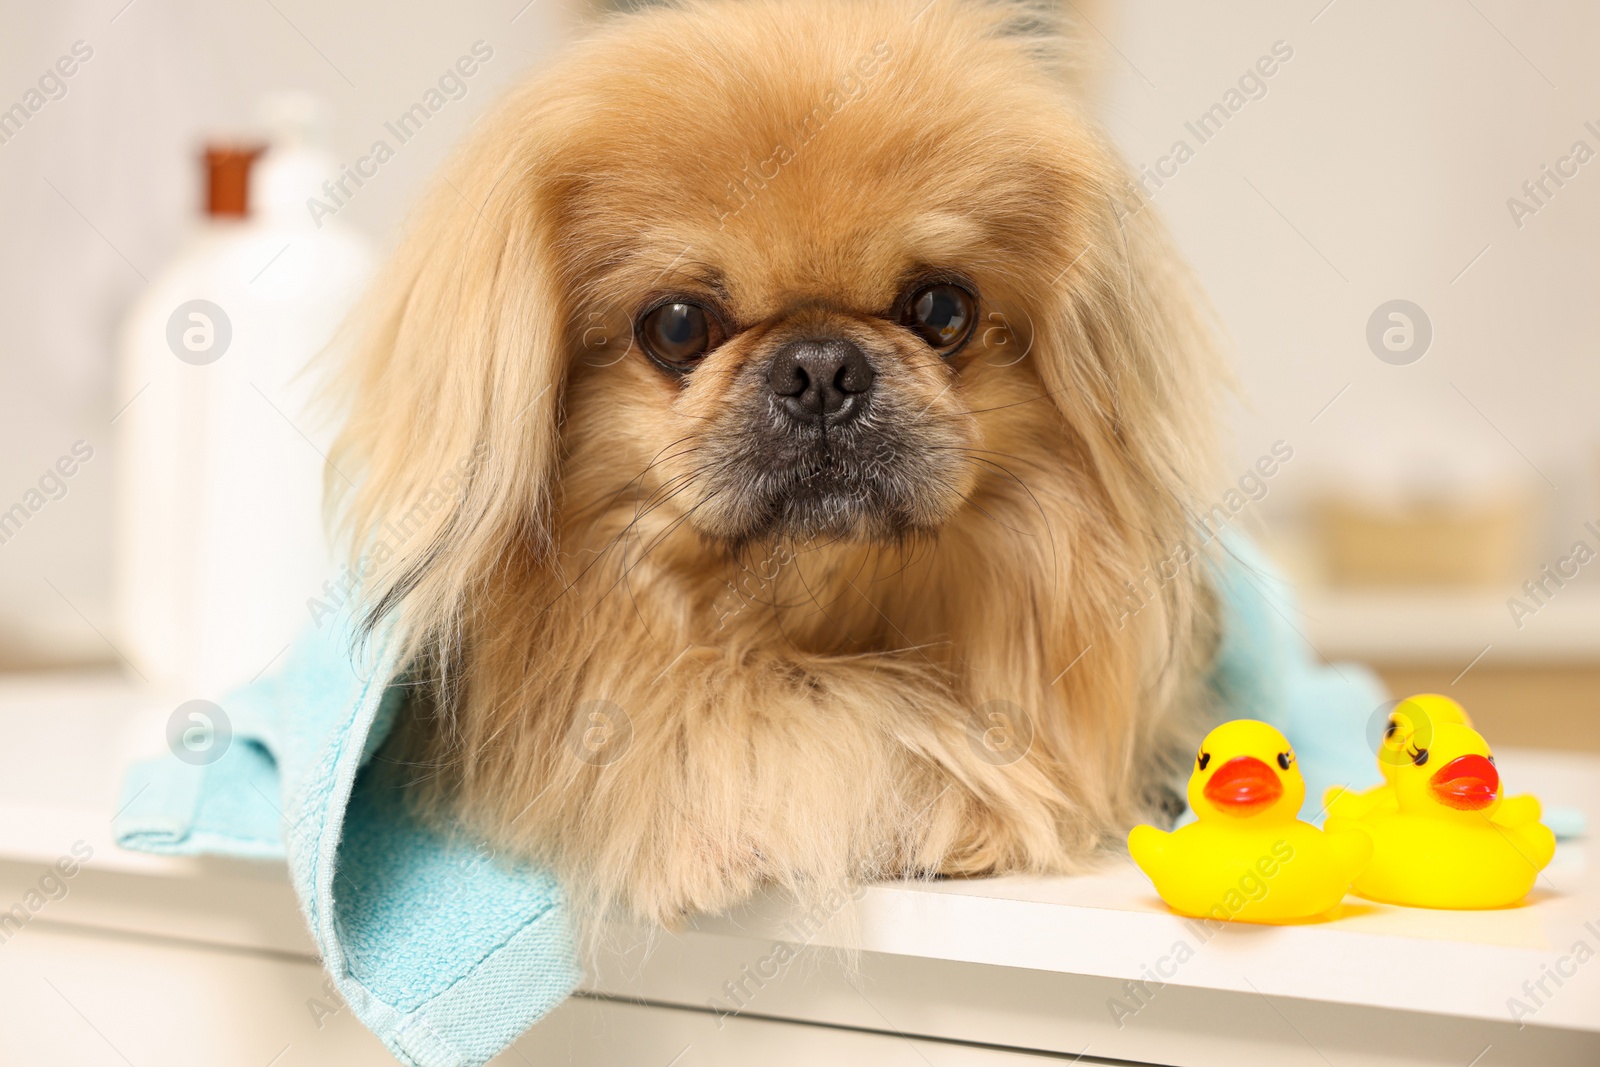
[569,437,703,533]
[540,464,717,614]
[928,391,1059,418]
[947,449,1054,540]
[954,495,1031,537]
[578,489,724,626]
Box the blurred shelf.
[1301,585,1600,665]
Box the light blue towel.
[113,535,1389,1066]
[114,622,580,1067]
[1206,535,1389,817]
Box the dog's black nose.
[767,340,874,422]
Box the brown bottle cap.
[202,144,267,218]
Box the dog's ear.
[327,88,575,656]
[1033,166,1228,554]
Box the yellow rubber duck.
[1323,693,1541,824]
[1129,720,1372,924]
[1327,722,1555,909]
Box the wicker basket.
[1314,496,1533,588]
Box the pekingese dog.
[332,0,1228,924]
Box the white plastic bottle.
[114,93,373,694]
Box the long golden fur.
[330,0,1228,924]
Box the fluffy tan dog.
[331,0,1227,924]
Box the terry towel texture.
[114,621,580,1067]
[113,537,1387,1066]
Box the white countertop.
[676,746,1599,1032]
[1,671,1596,1063]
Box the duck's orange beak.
[1202,756,1283,815]
[1429,754,1498,810]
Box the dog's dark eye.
[901,283,976,354]
[638,301,721,370]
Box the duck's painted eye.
[1487,755,1496,765]
[1384,719,1400,739]
[1277,752,1293,770]
[1410,746,1430,766]
[1197,751,1210,770]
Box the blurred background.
[0,0,1596,748]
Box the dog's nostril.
[769,357,811,399]
[767,340,875,419]
[833,356,872,396]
